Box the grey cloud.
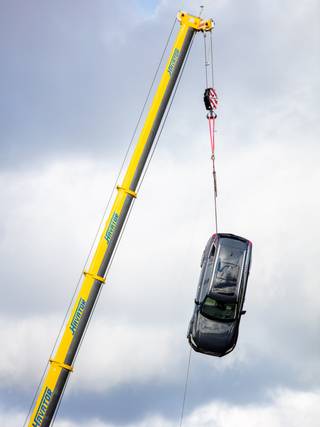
[10,354,315,425]
[0,1,163,168]
[2,0,318,168]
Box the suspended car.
[187,233,252,357]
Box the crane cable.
[203,29,219,233]
[178,18,219,427]
[179,346,192,427]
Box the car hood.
[193,311,237,355]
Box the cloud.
[0,316,182,392]
[183,388,320,427]
[0,0,161,167]
[2,123,320,422]
[2,0,318,168]
[2,388,320,427]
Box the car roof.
[207,234,250,299]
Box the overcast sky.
[1,0,320,426]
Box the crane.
[26,10,213,427]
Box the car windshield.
[201,296,237,321]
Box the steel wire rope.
[49,20,196,427]
[179,346,192,427]
[177,192,206,427]
[210,29,215,88]
[203,32,209,88]
[180,19,219,427]
[203,30,219,234]
[213,164,219,233]
[22,17,178,427]
[175,174,205,427]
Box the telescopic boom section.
[27,11,213,427]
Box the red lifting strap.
[208,114,216,157]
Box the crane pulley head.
[177,11,213,32]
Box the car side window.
[199,244,215,302]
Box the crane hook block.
[204,88,218,112]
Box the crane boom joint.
[83,271,106,284]
[116,185,137,198]
[49,359,73,372]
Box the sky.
[1,0,320,426]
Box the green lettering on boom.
[32,387,52,427]
[105,212,119,243]
[69,298,86,335]
[167,48,180,76]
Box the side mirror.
[194,299,200,305]
[241,310,246,315]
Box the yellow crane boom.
[27,11,213,427]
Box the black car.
[187,233,252,357]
